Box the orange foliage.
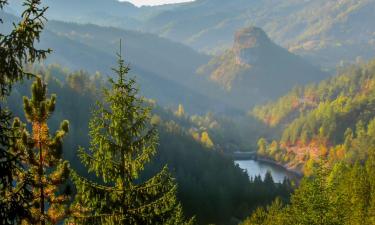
[32,122,49,145]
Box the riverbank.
[229,151,304,179]
[254,156,304,178]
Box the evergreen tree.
[70,47,193,225]
[0,108,33,224]
[0,0,50,96]
[11,77,70,225]
[0,0,50,223]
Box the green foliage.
[243,115,375,225]
[254,60,375,168]
[0,1,50,223]
[69,50,192,225]
[6,64,292,225]
[0,0,50,96]
[0,107,33,225]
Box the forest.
[2,0,375,225]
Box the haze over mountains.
[137,0,375,70]
[6,0,373,112]
[1,12,224,113]
[3,1,375,225]
[9,0,375,70]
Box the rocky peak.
[233,26,271,65]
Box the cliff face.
[233,27,272,66]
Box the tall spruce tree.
[0,0,50,223]
[69,47,193,225]
[11,77,70,225]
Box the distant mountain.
[9,0,374,70]
[139,0,375,70]
[0,7,332,112]
[1,11,226,113]
[6,0,177,29]
[197,27,327,109]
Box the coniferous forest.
[2,0,375,225]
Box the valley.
[1,1,375,225]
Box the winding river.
[235,159,299,183]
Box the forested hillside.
[3,1,375,225]
[5,65,290,225]
[252,60,375,174]
[242,109,375,225]
[140,0,375,69]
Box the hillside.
[1,11,229,113]
[8,0,375,69]
[252,60,375,173]
[140,0,375,69]
[5,66,290,225]
[197,27,327,109]
[44,21,209,84]
[7,0,181,29]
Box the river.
[235,159,299,183]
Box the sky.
[122,0,195,7]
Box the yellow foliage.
[201,131,214,149]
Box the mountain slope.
[1,11,227,113]
[9,0,375,69]
[252,59,375,173]
[6,69,291,225]
[141,0,375,69]
[197,27,327,109]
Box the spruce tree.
[69,47,193,225]
[11,77,70,225]
[0,108,33,224]
[0,0,50,223]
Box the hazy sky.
[122,0,195,6]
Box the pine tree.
[70,46,193,225]
[0,0,51,223]
[11,77,70,225]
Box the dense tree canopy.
[243,114,375,225]
[253,60,375,172]
[0,0,50,223]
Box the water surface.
[235,160,297,183]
